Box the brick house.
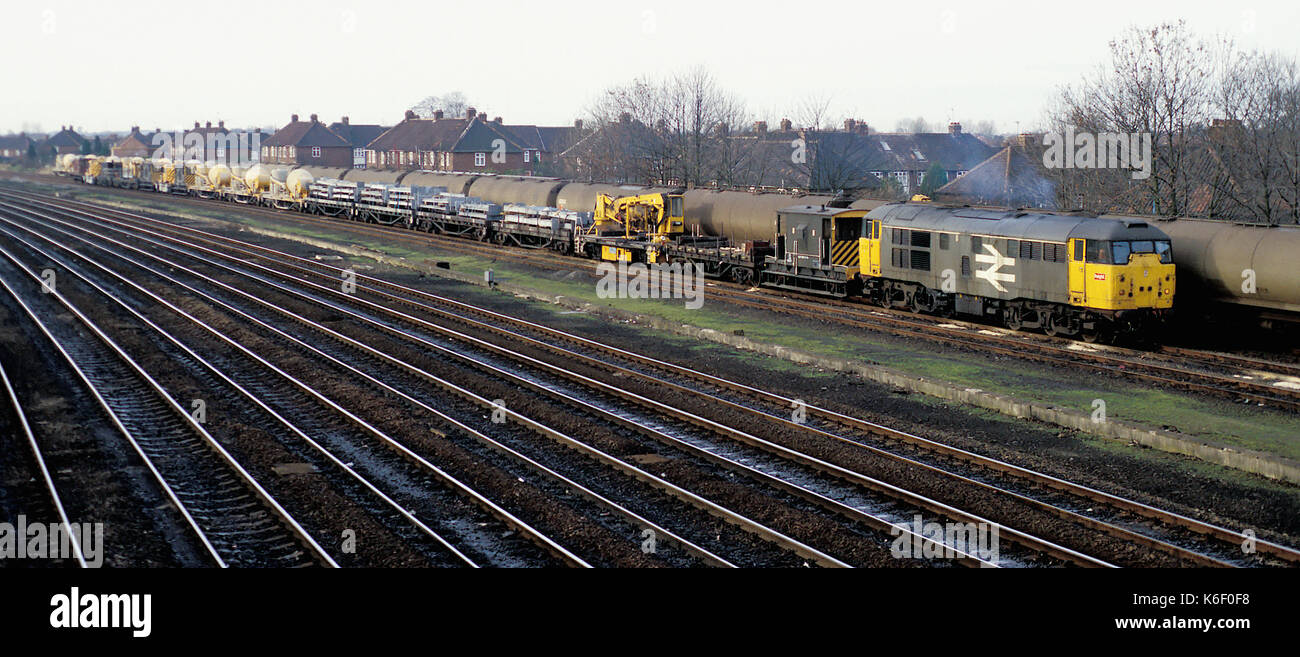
[499,121,581,175]
[327,116,388,169]
[365,108,536,173]
[728,120,998,193]
[259,114,352,167]
[111,127,153,158]
[47,126,88,155]
[0,134,34,160]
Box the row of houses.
[553,114,1001,195]
[0,126,94,160]
[256,109,579,176]
[3,114,998,195]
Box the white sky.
[3,0,1298,135]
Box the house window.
[312,146,321,158]
[474,152,486,167]
[523,150,530,163]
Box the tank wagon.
[1121,216,1300,328]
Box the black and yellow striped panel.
[831,240,860,267]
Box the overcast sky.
[3,0,1298,136]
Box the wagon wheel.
[732,268,753,286]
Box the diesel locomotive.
[766,202,1175,341]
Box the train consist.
[66,152,1300,342]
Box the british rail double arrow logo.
[974,244,1016,292]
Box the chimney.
[404,109,416,120]
[948,122,962,135]
[494,116,502,124]
[291,114,299,122]
[779,118,792,131]
[574,118,583,130]
[341,116,349,125]
[753,121,767,136]
[856,122,869,135]
[194,121,200,129]
[218,120,224,129]
[844,118,856,132]
[205,121,212,129]
[1016,133,1038,149]
[310,113,318,122]
[131,125,139,133]
[433,110,444,120]
[466,107,477,120]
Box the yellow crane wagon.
[582,190,685,263]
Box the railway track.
[0,243,333,568]
[7,190,1297,567]
[0,200,930,568]
[31,184,1300,414]
[1,201,874,568]
[0,217,602,568]
[0,359,88,567]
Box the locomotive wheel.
[1004,306,1023,331]
[910,289,934,314]
[1043,314,1060,337]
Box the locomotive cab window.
[1109,240,1173,264]
[1154,240,1173,263]
[834,216,863,241]
[1085,239,1111,264]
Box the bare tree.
[893,116,933,133]
[410,92,470,119]
[792,93,834,130]
[580,67,749,187]
[1051,21,1219,215]
[1211,50,1300,224]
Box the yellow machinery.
[592,191,684,242]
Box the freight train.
[52,155,1184,342]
